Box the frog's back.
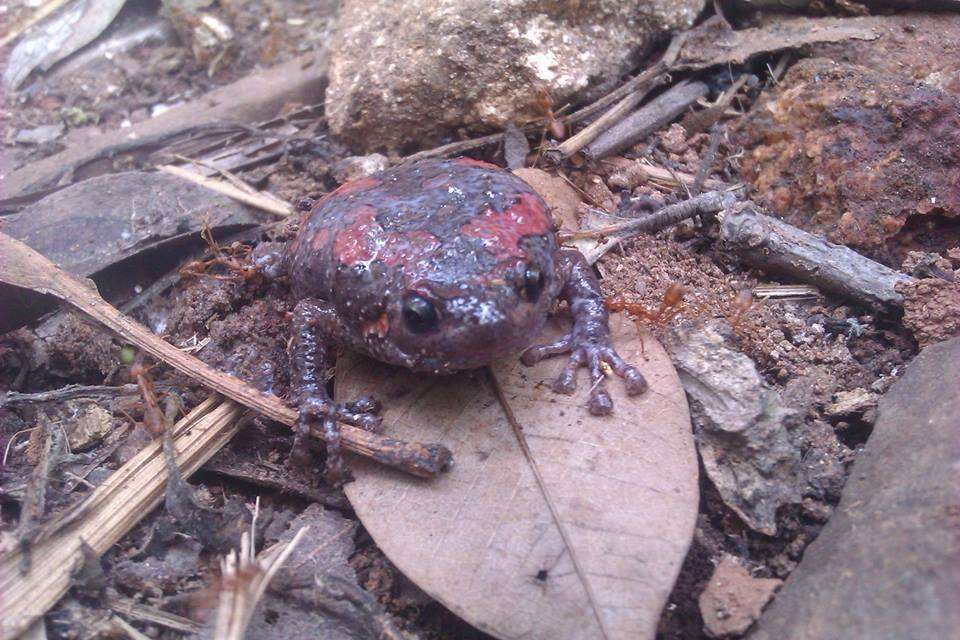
[286,158,556,300]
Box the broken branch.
[0,384,138,409]
[561,190,738,241]
[585,81,709,160]
[0,232,452,478]
[719,203,914,307]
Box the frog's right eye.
[402,294,439,333]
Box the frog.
[255,157,647,482]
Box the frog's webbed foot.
[522,334,647,416]
[290,394,382,486]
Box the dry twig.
[158,165,292,217]
[0,384,138,409]
[719,203,914,307]
[585,81,709,160]
[0,232,453,478]
[561,190,738,242]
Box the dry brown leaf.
[676,15,879,70]
[340,315,698,640]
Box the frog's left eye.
[402,294,439,333]
[521,264,545,302]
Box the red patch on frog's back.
[460,192,552,258]
[333,205,441,267]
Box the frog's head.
[386,231,562,373]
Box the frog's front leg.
[289,299,382,484]
[521,249,647,415]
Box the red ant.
[179,226,256,282]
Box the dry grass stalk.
[213,524,309,640]
[106,596,203,635]
[0,397,242,640]
[158,164,292,217]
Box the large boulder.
[325,0,704,152]
[750,337,960,640]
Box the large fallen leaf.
[0,171,259,334]
[340,315,698,640]
[3,0,128,91]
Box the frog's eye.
[402,294,439,333]
[521,264,545,302]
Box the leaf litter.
[339,315,698,640]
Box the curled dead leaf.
[340,314,698,639]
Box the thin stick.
[0,232,452,478]
[0,384,138,409]
[585,81,709,160]
[691,125,725,196]
[560,190,737,241]
[400,126,538,164]
[719,203,914,307]
[554,77,663,159]
[158,165,291,217]
[106,597,202,634]
[604,158,729,192]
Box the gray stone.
[325,0,704,152]
[751,337,960,640]
[670,321,803,535]
[14,123,64,145]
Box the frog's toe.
[550,344,647,415]
[596,347,648,396]
[521,334,573,366]
[335,395,383,433]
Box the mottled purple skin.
[267,158,646,481]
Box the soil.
[1,3,955,640]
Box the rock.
[325,0,704,152]
[824,388,878,418]
[699,555,782,638]
[330,153,390,183]
[736,57,960,266]
[896,277,960,348]
[798,420,849,503]
[669,321,802,535]
[14,124,64,145]
[751,337,960,640]
[808,14,960,98]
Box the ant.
[605,283,687,352]
[606,283,687,328]
[179,226,257,282]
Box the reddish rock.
[698,555,782,638]
[896,277,960,347]
[736,57,960,266]
[810,14,960,96]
